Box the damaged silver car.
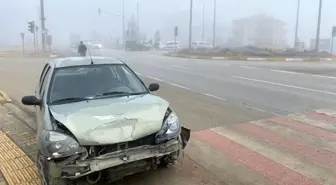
[21,56,190,185]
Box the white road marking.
[240,65,258,69]
[233,76,336,96]
[312,74,336,80]
[237,66,336,80]
[270,69,336,80]
[168,83,191,90]
[203,93,226,101]
[171,65,191,70]
[270,69,301,74]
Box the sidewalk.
[0,103,39,185]
[165,53,336,62]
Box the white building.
[230,14,287,49]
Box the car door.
[36,64,51,132]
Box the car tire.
[37,151,72,185]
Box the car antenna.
[85,40,94,64]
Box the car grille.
[90,133,157,156]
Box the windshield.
[48,64,148,104]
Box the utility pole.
[202,3,205,42]
[20,33,25,55]
[331,26,336,54]
[188,0,193,49]
[294,0,300,49]
[40,0,46,52]
[122,0,125,49]
[36,26,39,52]
[136,0,140,34]
[212,0,216,47]
[315,0,322,52]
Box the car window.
[48,64,148,104]
[39,66,51,96]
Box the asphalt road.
[78,49,336,116]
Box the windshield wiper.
[51,97,93,104]
[95,91,146,97]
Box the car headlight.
[40,130,85,159]
[155,109,181,144]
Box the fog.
[1,0,335,48]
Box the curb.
[0,52,60,58]
[0,55,60,58]
[0,91,12,104]
[164,53,336,62]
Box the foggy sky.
[1,0,335,46]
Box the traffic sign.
[20,33,25,40]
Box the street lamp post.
[201,3,205,42]
[40,0,46,52]
[315,0,322,52]
[294,0,300,49]
[212,0,216,48]
[122,0,125,49]
[136,0,140,33]
[188,0,193,49]
[98,5,125,50]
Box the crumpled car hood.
[49,94,169,145]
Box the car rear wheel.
[37,151,72,185]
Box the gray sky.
[1,0,335,46]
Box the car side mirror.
[21,96,41,106]
[148,83,160,91]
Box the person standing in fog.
[78,41,87,56]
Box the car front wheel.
[37,151,71,185]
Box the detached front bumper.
[50,139,180,179]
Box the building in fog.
[230,14,287,49]
[309,38,331,52]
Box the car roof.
[50,56,124,68]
